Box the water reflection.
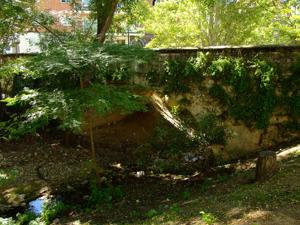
[28,197,46,215]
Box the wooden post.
[255,151,278,181]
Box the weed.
[87,180,124,210]
[293,150,300,157]
[200,211,218,225]
[216,174,230,183]
[130,210,142,218]
[16,211,37,225]
[150,122,198,156]
[0,217,15,225]
[170,105,181,116]
[209,84,229,105]
[182,191,190,200]
[200,178,213,192]
[42,200,67,225]
[147,54,296,130]
[145,209,159,218]
[1,210,42,225]
[169,203,181,213]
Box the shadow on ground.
[59,151,300,225]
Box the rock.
[3,189,26,207]
[255,151,278,181]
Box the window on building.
[81,0,90,10]
[82,0,90,7]
[61,0,71,3]
[4,45,11,53]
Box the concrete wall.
[1,45,299,161]
[148,45,300,161]
[155,45,300,72]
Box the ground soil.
[0,116,299,224]
[0,109,161,213]
[60,149,300,225]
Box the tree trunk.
[96,0,119,44]
[255,151,278,181]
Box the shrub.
[42,201,67,225]
[0,43,154,139]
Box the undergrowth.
[86,180,124,210]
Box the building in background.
[5,0,156,54]
[5,0,87,53]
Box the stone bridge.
[1,45,300,163]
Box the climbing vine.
[1,47,299,138]
[146,52,300,130]
[207,56,278,129]
[146,55,205,94]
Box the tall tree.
[143,0,287,47]
[91,0,155,43]
[93,0,119,43]
[268,0,300,44]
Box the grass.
[293,149,300,156]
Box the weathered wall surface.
[155,45,300,73]
[1,45,300,162]
[143,45,300,161]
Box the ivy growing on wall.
[146,55,205,94]
[282,56,300,119]
[1,47,299,139]
[207,56,278,129]
[146,52,300,130]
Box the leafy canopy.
[143,0,300,47]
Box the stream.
[0,183,90,223]
[28,197,46,215]
[0,197,47,222]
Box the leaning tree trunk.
[96,0,119,44]
[255,151,278,182]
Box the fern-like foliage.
[0,42,154,139]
